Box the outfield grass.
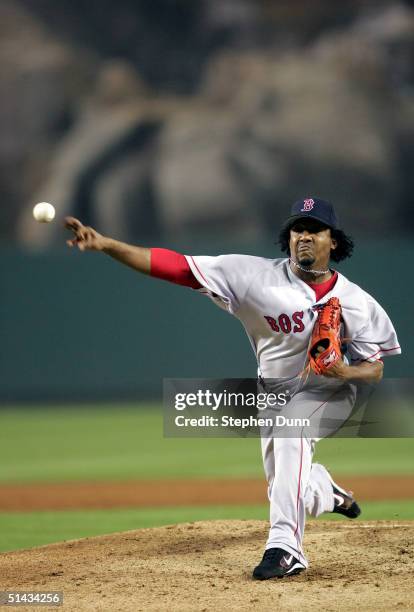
[0,405,412,553]
[0,501,413,553]
[0,405,413,483]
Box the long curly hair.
[278,226,354,262]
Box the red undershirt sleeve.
[150,248,201,289]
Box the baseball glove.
[308,297,342,375]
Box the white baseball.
[33,202,56,223]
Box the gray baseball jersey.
[185,254,401,564]
[185,255,400,376]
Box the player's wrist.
[340,363,352,381]
[101,237,116,253]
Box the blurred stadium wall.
[0,239,409,402]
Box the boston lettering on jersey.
[183,255,400,379]
[264,312,305,334]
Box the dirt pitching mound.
[0,520,413,611]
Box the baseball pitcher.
[65,197,400,579]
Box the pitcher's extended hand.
[64,217,107,251]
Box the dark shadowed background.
[1,0,412,401]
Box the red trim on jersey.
[293,436,304,538]
[189,255,209,287]
[361,346,401,361]
[150,248,201,289]
[293,386,344,541]
[306,271,338,302]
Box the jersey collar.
[284,258,344,304]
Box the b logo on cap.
[301,198,314,212]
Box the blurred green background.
[0,239,410,402]
[1,241,412,553]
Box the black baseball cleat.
[252,548,306,580]
[330,478,361,519]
